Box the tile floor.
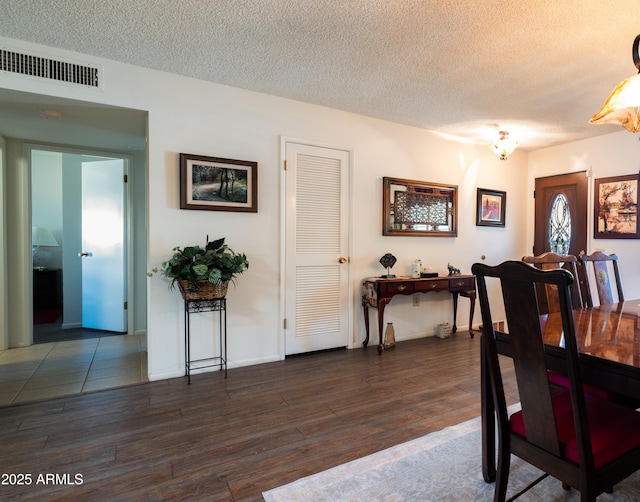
[0,334,147,406]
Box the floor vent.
[1,48,100,88]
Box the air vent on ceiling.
[0,48,100,88]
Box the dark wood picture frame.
[180,153,258,212]
[476,188,506,227]
[382,177,457,237]
[594,173,639,239]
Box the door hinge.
[283,160,288,171]
[124,174,128,183]
[283,318,288,329]
[533,190,535,198]
[124,301,128,310]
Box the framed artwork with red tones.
[476,188,506,227]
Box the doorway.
[282,140,352,356]
[31,147,130,343]
[534,171,588,257]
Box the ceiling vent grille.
[0,48,100,88]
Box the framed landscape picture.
[180,153,258,212]
[476,188,506,227]
[594,173,639,239]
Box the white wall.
[0,36,529,379]
[61,152,82,328]
[31,150,63,270]
[0,134,7,350]
[528,132,640,300]
[4,137,31,347]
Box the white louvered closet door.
[284,142,351,355]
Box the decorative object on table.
[590,34,640,133]
[420,266,438,278]
[410,259,422,278]
[447,263,461,276]
[154,236,249,300]
[379,253,397,278]
[180,153,258,213]
[32,226,59,270]
[383,322,396,349]
[593,173,639,239]
[476,188,506,227]
[435,322,451,339]
[382,177,458,237]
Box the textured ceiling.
[1,0,640,150]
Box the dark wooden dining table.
[481,299,640,482]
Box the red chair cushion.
[547,370,616,400]
[511,389,640,469]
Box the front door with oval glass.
[534,172,588,258]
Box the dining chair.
[522,253,598,398]
[473,260,640,501]
[522,252,583,311]
[577,251,624,308]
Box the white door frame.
[279,136,355,358]
[0,136,8,350]
[27,143,134,337]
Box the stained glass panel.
[549,193,571,255]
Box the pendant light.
[590,35,640,132]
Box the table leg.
[481,333,496,482]
[465,290,476,338]
[362,299,370,348]
[377,300,389,354]
[453,290,476,338]
[452,292,460,333]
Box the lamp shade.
[32,227,58,269]
[589,72,640,132]
[590,34,640,132]
[488,131,518,161]
[32,227,59,247]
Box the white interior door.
[81,159,127,332]
[284,142,351,355]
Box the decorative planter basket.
[177,279,229,300]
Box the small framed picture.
[476,188,506,227]
[594,173,639,239]
[180,153,257,212]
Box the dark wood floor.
[0,333,518,501]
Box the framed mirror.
[382,177,458,237]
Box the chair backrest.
[472,261,591,462]
[522,252,583,311]
[577,251,624,308]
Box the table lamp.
[32,226,59,270]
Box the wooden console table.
[362,275,476,353]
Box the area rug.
[263,407,640,501]
[33,307,62,324]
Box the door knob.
[78,251,93,257]
[339,257,347,263]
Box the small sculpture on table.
[379,253,397,278]
[447,263,461,276]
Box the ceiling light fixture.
[590,34,640,132]
[488,131,518,160]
